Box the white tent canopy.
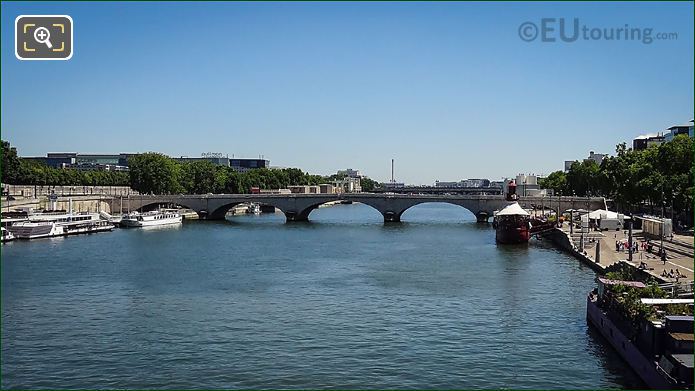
[588,209,620,220]
[496,202,530,216]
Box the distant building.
[515,174,541,196]
[68,163,128,171]
[337,168,361,178]
[259,188,291,194]
[633,133,666,151]
[382,182,405,190]
[275,184,336,194]
[331,177,361,193]
[586,151,606,165]
[461,179,490,188]
[21,153,135,171]
[174,156,230,166]
[435,179,491,188]
[21,154,73,168]
[319,184,338,194]
[287,185,322,194]
[76,153,133,166]
[564,151,607,172]
[664,120,694,142]
[173,156,270,171]
[434,181,460,187]
[230,158,270,173]
[21,152,270,172]
[46,153,76,167]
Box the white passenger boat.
[8,221,65,239]
[120,210,183,228]
[7,212,114,239]
[61,219,114,235]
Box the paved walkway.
[559,224,693,284]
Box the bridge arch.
[208,201,282,220]
[372,199,491,223]
[399,201,479,221]
[210,199,355,222]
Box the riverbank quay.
[544,225,694,285]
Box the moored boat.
[120,210,182,228]
[7,212,114,239]
[61,219,114,235]
[587,276,694,389]
[493,202,531,244]
[8,221,65,239]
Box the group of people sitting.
[661,268,687,280]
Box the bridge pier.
[283,211,310,222]
[383,211,401,223]
[475,212,490,223]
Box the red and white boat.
[493,202,531,244]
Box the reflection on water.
[2,203,638,389]
[137,223,184,231]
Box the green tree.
[360,177,380,192]
[2,140,21,184]
[538,171,567,195]
[566,160,601,196]
[128,153,181,194]
[656,135,693,216]
[179,161,219,194]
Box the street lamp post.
[628,217,633,264]
[661,190,666,262]
[557,191,562,228]
[671,195,675,231]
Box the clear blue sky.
[2,2,693,184]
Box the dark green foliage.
[3,140,381,194]
[2,140,21,183]
[128,153,182,195]
[128,154,353,195]
[360,177,380,192]
[543,135,693,216]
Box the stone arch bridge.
[107,193,607,223]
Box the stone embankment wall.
[543,228,606,273]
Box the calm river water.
[2,203,642,389]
